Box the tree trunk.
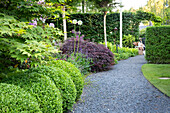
[63,6,67,40]
[82,0,85,13]
[104,11,107,48]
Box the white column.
[63,6,67,40]
[104,13,107,47]
[120,0,122,48]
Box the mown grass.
[142,64,170,97]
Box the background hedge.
[0,83,41,113]
[53,12,140,43]
[145,25,170,64]
[27,66,77,112]
[1,71,63,113]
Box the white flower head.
[42,18,46,23]
[110,31,112,34]
[49,23,55,28]
[78,20,83,25]
[72,19,77,24]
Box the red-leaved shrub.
[60,34,114,72]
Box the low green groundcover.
[1,71,63,113]
[0,83,42,113]
[142,64,170,97]
[27,66,77,112]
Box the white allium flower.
[110,31,113,34]
[78,20,83,25]
[49,23,55,28]
[72,19,77,24]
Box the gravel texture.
[71,55,170,113]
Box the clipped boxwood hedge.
[1,71,63,113]
[146,25,170,64]
[27,66,76,112]
[0,83,42,113]
[51,60,84,100]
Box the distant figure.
[142,37,145,48]
[149,21,153,26]
[139,38,145,51]
[133,38,145,55]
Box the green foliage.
[56,52,93,75]
[119,53,130,60]
[139,28,146,38]
[0,0,58,21]
[145,25,170,64]
[100,42,138,60]
[50,60,84,100]
[57,12,140,43]
[1,71,63,113]
[136,10,163,26]
[123,34,135,48]
[26,66,76,112]
[0,13,63,72]
[0,83,42,113]
[88,0,120,12]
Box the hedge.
[48,12,140,43]
[1,71,63,113]
[0,83,42,113]
[145,25,170,64]
[27,66,76,112]
[50,60,84,100]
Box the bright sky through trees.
[121,0,148,10]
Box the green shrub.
[146,25,170,64]
[56,52,92,75]
[119,53,130,60]
[0,83,42,113]
[1,71,63,113]
[100,42,138,61]
[123,34,135,48]
[50,60,84,100]
[0,13,62,72]
[27,66,76,112]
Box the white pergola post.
[120,0,122,48]
[63,6,67,40]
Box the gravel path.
[71,55,170,113]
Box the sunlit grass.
[142,64,170,97]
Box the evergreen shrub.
[145,25,170,64]
[56,12,140,42]
[51,60,84,100]
[1,71,63,113]
[0,83,42,113]
[27,66,76,112]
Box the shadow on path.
[71,55,170,113]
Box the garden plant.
[1,0,165,112]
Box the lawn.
[142,64,170,97]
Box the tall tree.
[89,0,120,47]
[141,0,170,24]
[55,0,82,40]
